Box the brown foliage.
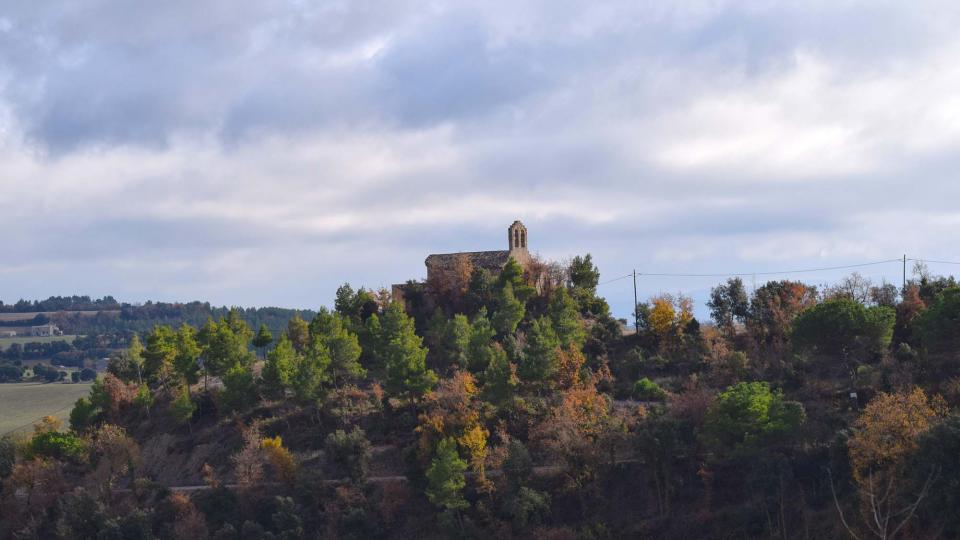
[87,424,141,494]
[232,424,265,489]
[1,458,67,535]
[555,346,586,390]
[169,492,209,539]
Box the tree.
[746,280,818,366]
[261,436,296,485]
[426,438,468,512]
[497,258,535,302]
[324,427,372,482]
[220,365,257,412]
[707,277,749,334]
[170,386,196,427]
[253,324,274,357]
[492,282,525,336]
[379,303,437,400]
[310,308,364,387]
[465,309,496,373]
[290,338,330,403]
[520,317,560,385]
[834,388,946,540]
[483,344,518,405]
[199,318,251,379]
[701,382,805,457]
[549,287,586,349]
[917,287,960,378]
[70,397,98,432]
[793,298,895,378]
[261,334,297,398]
[174,323,202,385]
[908,415,960,537]
[286,315,310,354]
[143,325,177,387]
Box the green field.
[0,382,92,435]
[0,335,78,350]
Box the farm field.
[0,335,78,350]
[0,310,112,322]
[0,381,92,435]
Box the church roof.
[425,250,512,270]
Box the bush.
[634,377,667,401]
[27,431,87,462]
[324,427,371,482]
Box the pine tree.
[548,287,586,349]
[261,334,297,398]
[426,438,468,512]
[380,303,437,400]
[492,282,525,336]
[520,317,560,385]
[252,324,274,357]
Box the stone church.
[393,220,532,302]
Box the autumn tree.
[261,436,297,485]
[835,388,946,540]
[746,280,818,369]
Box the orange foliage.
[848,387,946,482]
[555,346,586,390]
[169,492,209,539]
[261,435,297,485]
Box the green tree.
[174,323,202,385]
[127,334,145,384]
[482,344,517,405]
[568,254,601,291]
[286,315,310,354]
[170,386,196,427]
[793,298,895,377]
[310,308,364,387]
[290,339,330,403]
[492,282,525,336]
[69,397,99,433]
[917,287,960,378]
[465,309,496,372]
[261,334,297,398]
[497,258,535,302]
[520,317,560,385]
[199,318,250,379]
[707,277,750,334]
[426,438,468,512]
[134,384,154,416]
[379,303,437,399]
[220,365,257,412]
[701,382,805,457]
[548,287,586,349]
[252,324,274,357]
[324,427,372,482]
[143,325,177,387]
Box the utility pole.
[632,269,639,334]
[903,254,907,291]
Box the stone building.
[393,220,532,302]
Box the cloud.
[0,0,958,317]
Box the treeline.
[0,295,120,313]
[3,258,960,538]
[48,302,314,343]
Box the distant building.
[0,330,16,338]
[393,220,533,302]
[30,324,62,337]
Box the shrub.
[324,427,371,482]
[634,377,667,401]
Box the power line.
[907,258,960,266]
[597,258,902,283]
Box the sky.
[1,0,959,319]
